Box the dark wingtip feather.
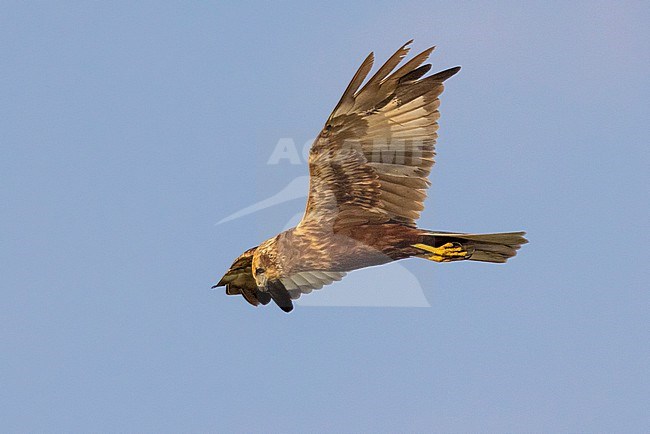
[398,64,432,83]
[239,288,261,307]
[273,297,293,313]
[256,291,272,306]
[267,280,294,313]
[429,66,461,82]
[213,272,231,287]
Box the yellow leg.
[412,242,471,262]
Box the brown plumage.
[214,41,528,312]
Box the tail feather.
[417,231,528,263]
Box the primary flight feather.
[215,40,527,312]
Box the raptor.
[215,41,527,312]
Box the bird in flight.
[215,40,527,312]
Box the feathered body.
[215,41,527,312]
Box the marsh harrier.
[215,41,527,312]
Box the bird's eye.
[255,267,265,275]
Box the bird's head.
[214,247,274,307]
[251,237,293,312]
[251,237,281,289]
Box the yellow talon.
[412,242,470,262]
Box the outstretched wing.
[213,247,271,307]
[300,41,460,229]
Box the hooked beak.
[256,274,268,288]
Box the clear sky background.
[1,1,648,432]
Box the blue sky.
[1,1,648,432]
